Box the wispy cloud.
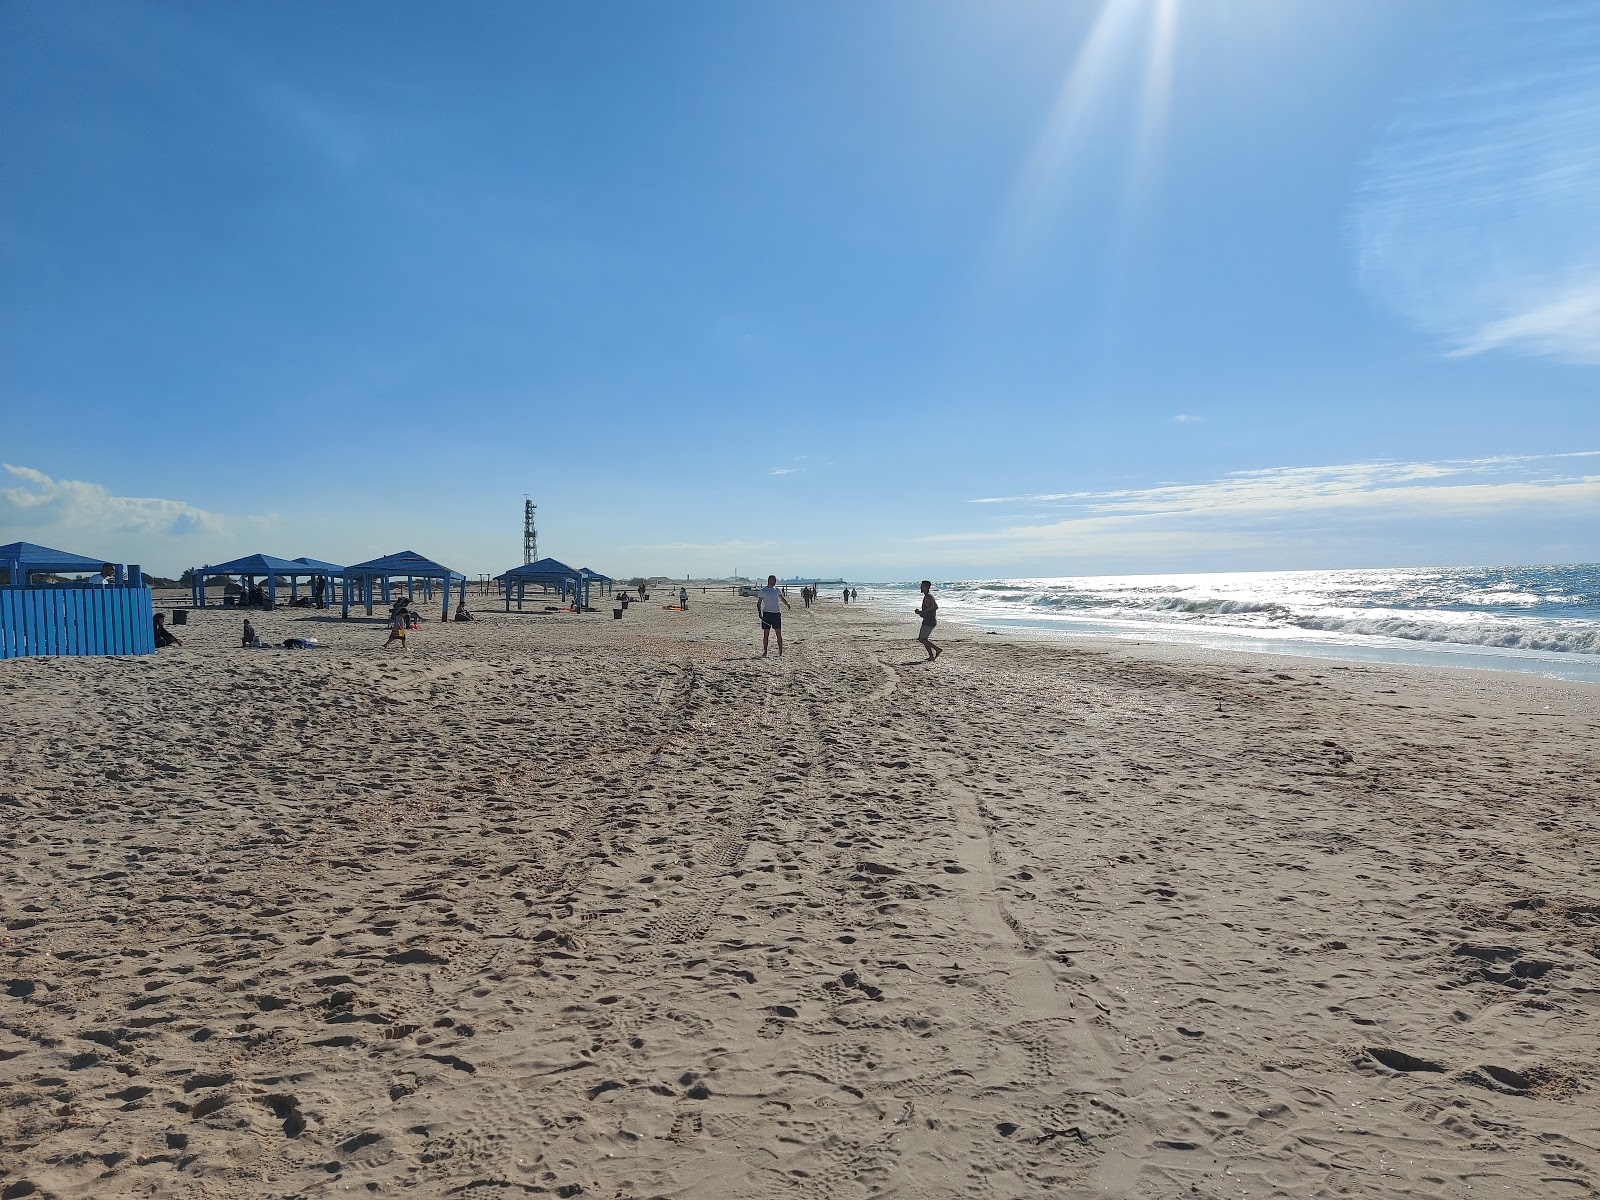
[969,452,1599,512]
[1354,2,1600,364]
[1173,414,1201,424]
[941,452,1599,563]
[769,468,803,476]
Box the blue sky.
[2,0,1595,579]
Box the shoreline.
[857,598,1600,687]
[3,591,1597,1198]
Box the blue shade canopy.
[197,553,303,575]
[498,556,582,580]
[291,556,345,573]
[578,567,614,581]
[345,550,465,579]
[0,541,113,578]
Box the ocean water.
[860,565,1600,684]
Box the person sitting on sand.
[241,619,259,648]
[384,610,407,650]
[153,612,182,648]
[454,602,474,622]
[915,579,941,662]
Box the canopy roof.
[196,553,303,576]
[578,567,614,581]
[498,556,582,581]
[292,556,345,573]
[345,549,465,580]
[1,541,113,577]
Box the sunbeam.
[984,0,1183,293]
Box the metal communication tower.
[523,497,538,564]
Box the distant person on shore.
[757,574,791,656]
[679,585,689,611]
[312,575,326,608]
[153,612,182,648]
[842,587,849,604]
[915,580,941,661]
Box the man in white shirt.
[756,574,791,657]
[87,563,115,586]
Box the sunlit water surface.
[856,565,1600,684]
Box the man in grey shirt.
[757,574,791,657]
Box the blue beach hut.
[190,553,315,610]
[0,543,152,658]
[0,542,129,587]
[292,557,346,608]
[497,557,588,611]
[579,568,615,598]
[343,550,466,622]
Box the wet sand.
[3,589,1598,1198]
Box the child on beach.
[384,611,407,651]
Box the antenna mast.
[523,497,538,564]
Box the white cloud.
[1355,2,1600,364]
[0,464,272,572]
[1173,414,1201,424]
[769,468,804,476]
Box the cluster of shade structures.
[0,543,614,623]
[187,552,616,619]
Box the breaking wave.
[867,564,1600,659]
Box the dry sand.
[2,589,1598,1199]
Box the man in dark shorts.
[915,579,941,661]
[757,574,791,656]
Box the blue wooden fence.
[0,587,156,659]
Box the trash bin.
[172,609,188,626]
[613,606,623,619]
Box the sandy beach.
[2,589,1597,1199]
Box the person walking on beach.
[915,580,941,661]
[757,574,791,656]
[679,585,689,611]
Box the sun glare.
[987,0,1182,286]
